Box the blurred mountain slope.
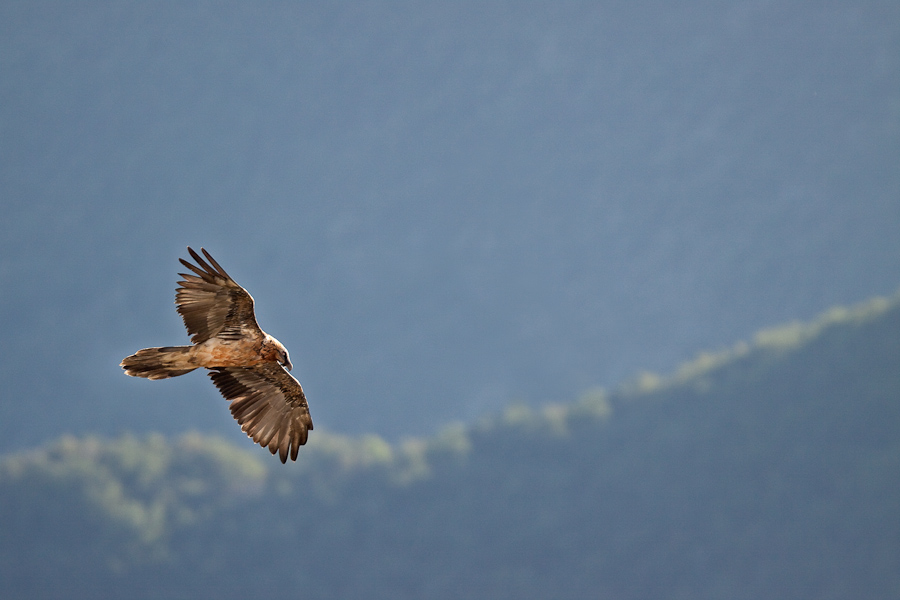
[1,2,899,449]
[2,291,898,599]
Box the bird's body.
[121,247,312,462]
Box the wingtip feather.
[200,247,232,280]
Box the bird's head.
[276,342,293,371]
[266,336,293,371]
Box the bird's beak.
[283,357,293,371]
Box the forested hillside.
[2,293,899,599]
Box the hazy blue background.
[1,1,898,451]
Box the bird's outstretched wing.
[208,362,313,463]
[176,247,260,344]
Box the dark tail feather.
[120,346,197,380]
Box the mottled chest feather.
[191,338,266,368]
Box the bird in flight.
[121,247,312,462]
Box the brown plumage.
[120,247,312,462]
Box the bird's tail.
[120,346,197,380]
